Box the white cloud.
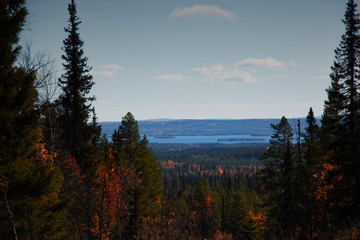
[192,65,257,84]
[102,64,123,71]
[154,74,184,81]
[193,57,285,84]
[92,64,123,77]
[170,5,236,21]
[234,57,284,69]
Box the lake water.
[146,135,271,144]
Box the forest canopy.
[1,0,360,239]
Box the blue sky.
[23,0,346,121]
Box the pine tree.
[321,63,345,149]
[191,178,216,240]
[336,0,360,149]
[0,0,38,235]
[227,186,248,240]
[0,0,39,170]
[303,108,321,185]
[302,108,321,237]
[0,1,66,238]
[112,112,162,239]
[260,116,299,238]
[90,107,101,148]
[55,2,101,239]
[279,138,300,238]
[57,0,95,172]
[321,0,360,222]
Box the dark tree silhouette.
[321,0,360,223]
[57,0,96,172]
[0,1,66,238]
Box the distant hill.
[100,118,317,137]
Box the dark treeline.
[152,143,265,167]
[153,143,264,201]
[1,0,360,239]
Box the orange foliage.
[33,141,57,169]
[160,160,259,177]
[205,189,213,208]
[314,163,334,201]
[90,153,125,239]
[88,213,107,240]
[63,155,85,183]
[160,160,183,169]
[191,188,213,214]
[248,210,267,231]
[139,214,163,239]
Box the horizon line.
[99,116,322,123]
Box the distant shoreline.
[100,118,319,139]
[218,138,266,142]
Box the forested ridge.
[1,0,360,239]
[101,118,310,137]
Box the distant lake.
[146,135,271,144]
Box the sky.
[23,0,347,121]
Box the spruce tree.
[336,0,360,149]
[0,0,38,167]
[112,112,162,239]
[0,0,66,238]
[321,0,360,221]
[57,0,95,172]
[302,108,321,237]
[55,2,100,239]
[304,108,320,174]
[321,63,345,149]
[260,116,299,238]
[0,0,37,236]
[280,140,297,237]
[191,179,216,240]
[90,107,102,148]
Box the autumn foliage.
[313,162,335,202]
[247,210,267,232]
[3,0,360,238]
[90,153,125,240]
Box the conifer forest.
[2,0,360,239]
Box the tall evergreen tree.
[336,0,360,149]
[304,108,320,174]
[55,2,101,239]
[0,0,66,238]
[0,0,39,169]
[0,0,37,237]
[191,178,217,240]
[321,63,345,149]
[90,107,101,148]
[57,0,95,172]
[112,112,162,239]
[302,108,321,238]
[321,0,360,222]
[280,139,298,237]
[260,116,299,238]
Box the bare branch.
[17,41,59,104]
[1,182,18,240]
